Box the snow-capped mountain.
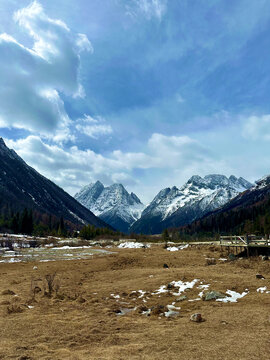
[180,174,270,235]
[74,181,144,232]
[130,174,252,234]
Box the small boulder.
[261,256,268,261]
[190,313,203,323]
[163,263,169,269]
[203,290,226,301]
[228,253,236,261]
[256,274,265,279]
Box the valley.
[0,243,269,359]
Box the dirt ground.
[0,244,270,360]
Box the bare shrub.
[43,272,60,297]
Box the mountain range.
[0,138,109,230]
[74,181,144,232]
[75,174,252,234]
[178,175,270,236]
[130,174,252,234]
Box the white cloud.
[242,114,270,141]
[0,1,92,138]
[75,114,113,139]
[5,132,225,202]
[126,0,167,20]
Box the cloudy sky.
[1,0,270,203]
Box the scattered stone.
[77,296,86,303]
[228,254,236,261]
[256,274,265,279]
[33,286,42,294]
[176,295,187,302]
[190,313,203,323]
[137,305,149,313]
[163,263,169,269]
[203,290,226,301]
[33,266,38,270]
[1,289,15,296]
[261,256,268,261]
[167,283,175,290]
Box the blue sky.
[1,0,270,203]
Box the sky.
[1,0,270,203]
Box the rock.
[256,274,265,279]
[33,266,38,270]
[261,256,268,261]
[33,286,41,294]
[190,313,203,322]
[203,290,226,301]
[167,283,175,290]
[163,263,169,269]
[137,305,148,314]
[228,253,236,261]
[77,296,86,303]
[176,295,187,302]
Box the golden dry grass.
[0,244,270,359]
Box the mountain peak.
[75,181,144,232]
[131,173,252,234]
[0,138,5,146]
[94,180,104,187]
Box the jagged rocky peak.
[255,175,270,189]
[131,173,253,235]
[75,181,144,232]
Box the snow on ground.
[51,246,93,250]
[216,290,248,303]
[171,279,199,296]
[118,242,149,249]
[257,286,270,294]
[167,244,189,251]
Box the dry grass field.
[0,244,270,360]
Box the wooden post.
[246,234,249,258]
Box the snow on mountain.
[74,181,144,232]
[130,174,252,234]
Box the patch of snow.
[118,242,149,249]
[111,294,120,299]
[164,310,180,318]
[167,244,189,251]
[216,290,248,303]
[257,286,268,293]
[171,279,199,296]
[51,246,92,250]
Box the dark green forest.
[174,195,270,240]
